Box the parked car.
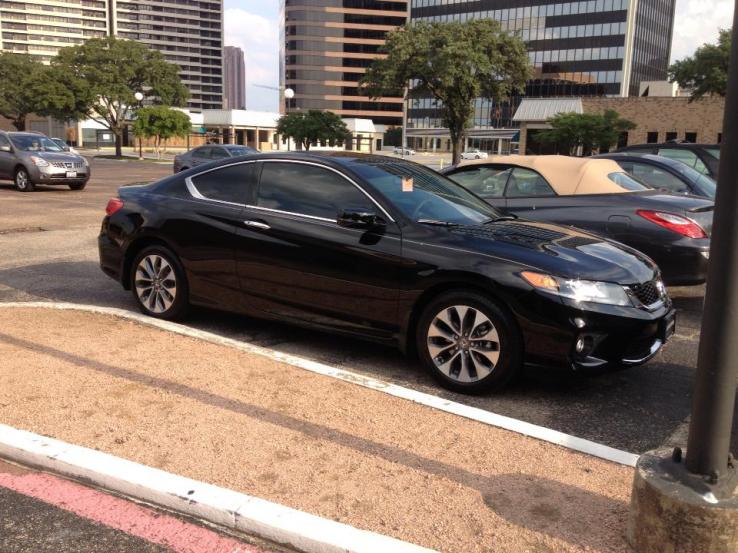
[50,137,80,155]
[393,147,416,156]
[596,153,716,199]
[616,142,720,179]
[461,149,488,160]
[173,144,258,172]
[100,152,675,393]
[0,131,90,192]
[442,155,713,285]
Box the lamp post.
[134,91,144,160]
[253,84,294,150]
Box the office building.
[281,0,408,126]
[407,0,676,152]
[0,0,224,111]
[224,45,246,110]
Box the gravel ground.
[0,307,632,553]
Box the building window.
[718,133,722,143]
[617,131,628,148]
[685,132,697,143]
[665,131,678,141]
[647,132,659,143]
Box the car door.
[618,160,692,195]
[445,164,511,210]
[162,162,258,311]
[235,160,403,337]
[0,134,14,179]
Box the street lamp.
[134,91,144,160]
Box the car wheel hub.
[135,254,177,314]
[427,305,500,383]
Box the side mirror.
[337,208,385,230]
[0,145,10,153]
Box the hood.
[31,151,85,163]
[450,220,657,285]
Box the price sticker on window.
[401,176,414,192]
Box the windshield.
[704,147,720,160]
[9,135,63,152]
[678,164,717,198]
[350,159,502,225]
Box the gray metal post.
[685,6,738,478]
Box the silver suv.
[0,131,90,192]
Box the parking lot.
[0,155,732,456]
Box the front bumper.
[514,289,675,371]
[31,164,90,184]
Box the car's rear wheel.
[130,245,189,320]
[68,182,86,191]
[14,167,34,192]
[416,291,522,393]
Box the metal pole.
[685,4,738,478]
[401,85,408,158]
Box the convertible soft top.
[457,155,632,195]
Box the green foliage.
[0,52,68,131]
[360,20,531,164]
[132,105,191,158]
[537,110,636,155]
[383,127,402,147]
[47,36,189,156]
[669,28,730,100]
[276,110,350,151]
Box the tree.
[0,53,71,131]
[536,110,636,156]
[276,110,350,151]
[46,37,189,157]
[132,106,191,158]
[669,28,730,100]
[360,20,531,165]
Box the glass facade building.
[408,0,675,139]
[281,0,408,126]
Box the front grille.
[629,280,662,307]
[51,161,84,169]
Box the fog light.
[574,317,586,329]
[575,338,585,353]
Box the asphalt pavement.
[0,155,733,456]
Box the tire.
[68,182,87,191]
[416,291,522,393]
[14,167,34,192]
[130,245,189,320]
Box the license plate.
[662,312,676,342]
[66,171,77,178]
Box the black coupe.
[100,153,675,393]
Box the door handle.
[243,219,270,230]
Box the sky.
[223,0,732,113]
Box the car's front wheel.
[416,291,522,393]
[14,167,34,192]
[130,245,189,320]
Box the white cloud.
[670,0,733,62]
[224,7,279,112]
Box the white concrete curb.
[0,424,435,553]
[0,301,639,467]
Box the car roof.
[456,155,630,195]
[621,143,718,149]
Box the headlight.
[521,271,633,306]
[81,156,89,166]
[30,155,49,167]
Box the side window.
[658,148,708,174]
[210,147,230,160]
[629,163,689,193]
[257,162,374,220]
[505,168,556,197]
[190,163,258,204]
[447,166,511,198]
[193,147,211,158]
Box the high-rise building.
[281,0,408,126]
[0,0,224,111]
[224,45,246,110]
[407,0,676,149]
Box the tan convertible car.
[441,155,714,285]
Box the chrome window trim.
[243,204,334,223]
[184,157,396,223]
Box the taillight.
[105,197,124,216]
[637,210,707,239]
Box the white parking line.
[0,301,639,468]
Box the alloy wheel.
[135,254,177,314]
[15,170,28,190]
[427,304,500,383]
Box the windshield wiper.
[483,215,518,224]
[417,219,460,227]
